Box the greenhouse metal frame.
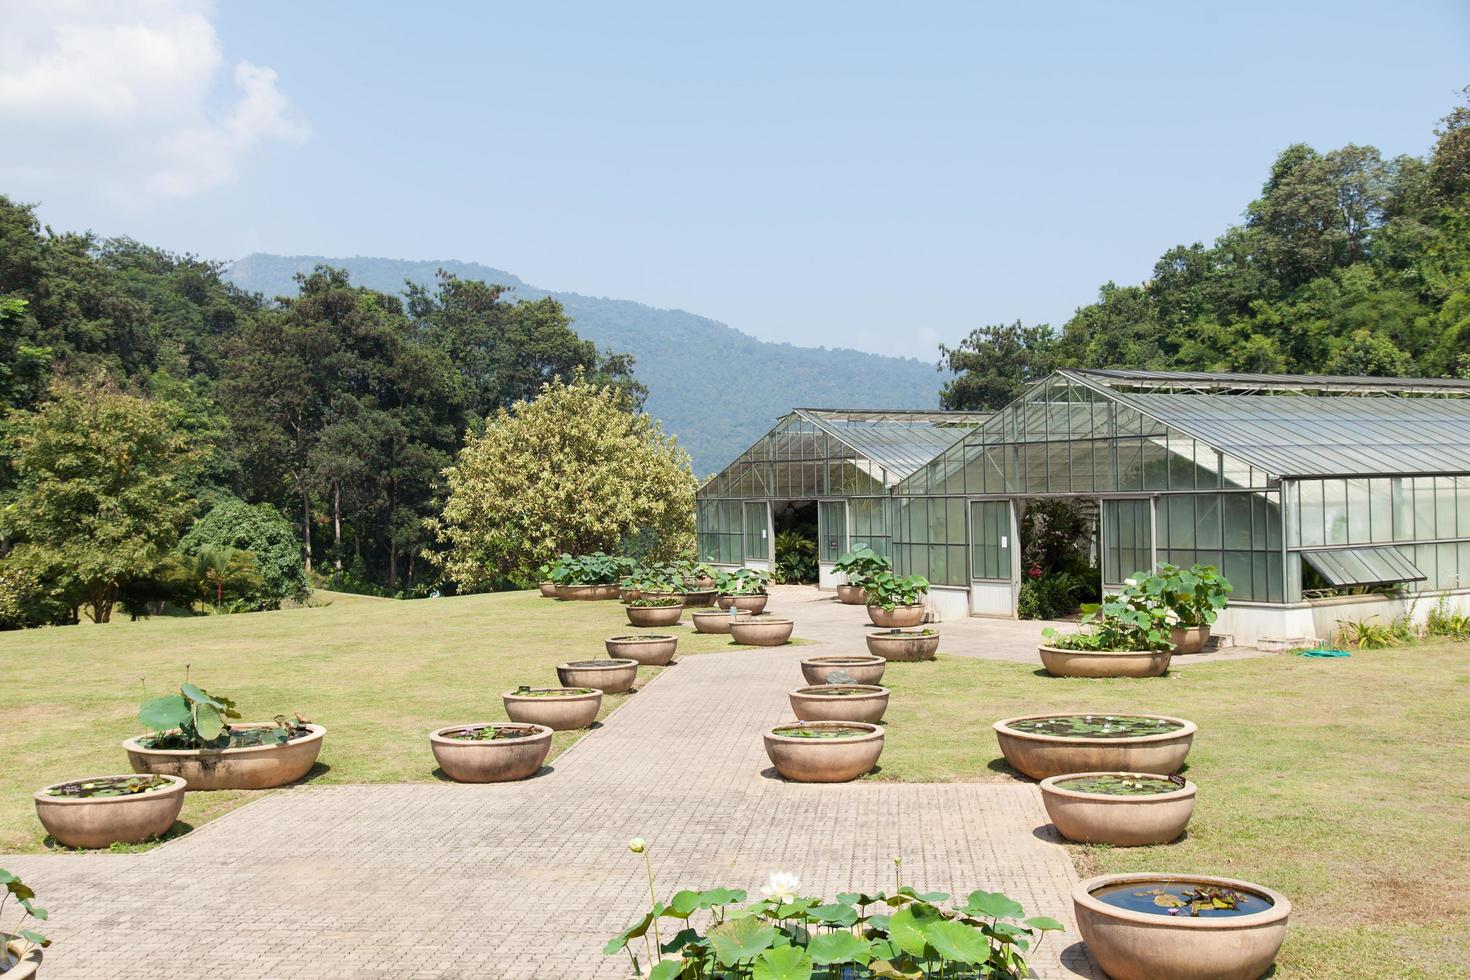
[695,370,1470,644]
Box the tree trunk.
[389,539,398,591]
[333,483,343,572]
[300,479,313,574]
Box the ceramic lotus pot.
[690,608,750,634]
[728,616,793,646]
[992,713,1197,780]
[556,658,640,693]
[538,581,557,597]
[554,584,601,601]
[34,774,186,849]
[867,603,926,628]
[1170,625,1211,655]
[501,688,602,731]
[1039,772,1197,846]
[764,721,884,782]
[625,603,682,627]
[603,635,677,666]
[429,723,552,782]
[865,628,939,661]
[1,939,40,980]
[835,584,867,605]
[800,655,886,686]
[1073,873,1290,980]
[788,684,889,723]
[682,589,718,607]
[1038,644,1172,678]
[717,593,769,613]
[123,723,326,791]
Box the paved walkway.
[4,621,1097,979]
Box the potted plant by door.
[865,572,929,627]
[833,545,890,604]
[1073,873,1290,980]
[715,567,770,613]
[429,723,552,782]
[124,676,325,790]
[0,870,48,979]
[1038,575,1174,677]
[34,774,186,849]
[1155,562,1233,654]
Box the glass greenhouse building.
[695,370,1470,644]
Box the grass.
[876,643,1470,978]
[0,589,759,853]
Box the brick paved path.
[4,642,1096,979]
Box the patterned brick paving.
[4,640,1096,979]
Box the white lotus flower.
[1164,609,1181,625]
[628,838,646,853]
[760,870,801,904]
[1123,577,1138,586]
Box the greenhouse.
[696,369,1470,644]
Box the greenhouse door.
[1101,497,1156,588]
[968,498,1017,617]
[743,500,772,568]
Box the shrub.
[773,530,818,583]
[178,497,307,610]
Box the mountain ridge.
[224,253,947,473]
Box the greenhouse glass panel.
[818,500,847,562]
[743,501,769,560]
[970,500,1012,581]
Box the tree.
[2,374,200,622]
[178,496,307,609]
[1324,328,1413,377]
[427,373,696,590]
[938,321,1058,411]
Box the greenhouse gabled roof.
[1067,368,1470,397]
[1072,382,1470,478]
[793,408,986,483]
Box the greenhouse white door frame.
[967,497,1019,617]
[743,500,773,569]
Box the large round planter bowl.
[430,723,552,783]
[836,584,867,605]
[1171,625,1211,655]
[690,608,750,634]
[866,628,939,662]
[1039,772,1197,846]
[800,655,886,686]
[694,575,717,590]
[764,721,884,782]
[1038,644,1172,678]
[501,688,602,731]
[123,723,326,790]
[594,584,621,600]
[682,589,718,607]
[2,938,41,980]
[34,774,186,849]
[554,584,601,601]
[993,714,1196,780]
[1073,873,1290,980]
[717,593,769,614]
[557,658,640,693]
[625,603,682,628]
[867,603,926,628]
[728,616,794,646]
[788,684,889,723]
[538,581,557,597]
[603,635,677,666]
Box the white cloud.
[0,0,307,199]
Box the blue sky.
[2,1,1467,359]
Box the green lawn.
[0,589,753,853]
[876,643,1470,978]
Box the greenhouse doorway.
[770,500,819,583]
[1014,498,1102,620]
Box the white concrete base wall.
[818,561,842,590]
[969,582,1014,617]
[926,587,970,622]
[1215,590,1470,646]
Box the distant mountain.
[224,254,947,474]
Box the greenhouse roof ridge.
[1060,368,1470,396]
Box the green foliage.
[773,530,818,584]
[833,546,891,588]
[1337,616,1416,649]
[1150,563,1233,627]
[428,374,696,590]
[1424,599,1470,640]
[1016,575,1080,620]
[136,672,308,751]
[605,870,1060,980]
[0,868,50,959]
[549,552,635,587]
[178,497,307,609]
[2,373,202,623]
[866,572,929,610]
[940,92,1470,405]
[1045,575,1173,653]
[716,567,770,596]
